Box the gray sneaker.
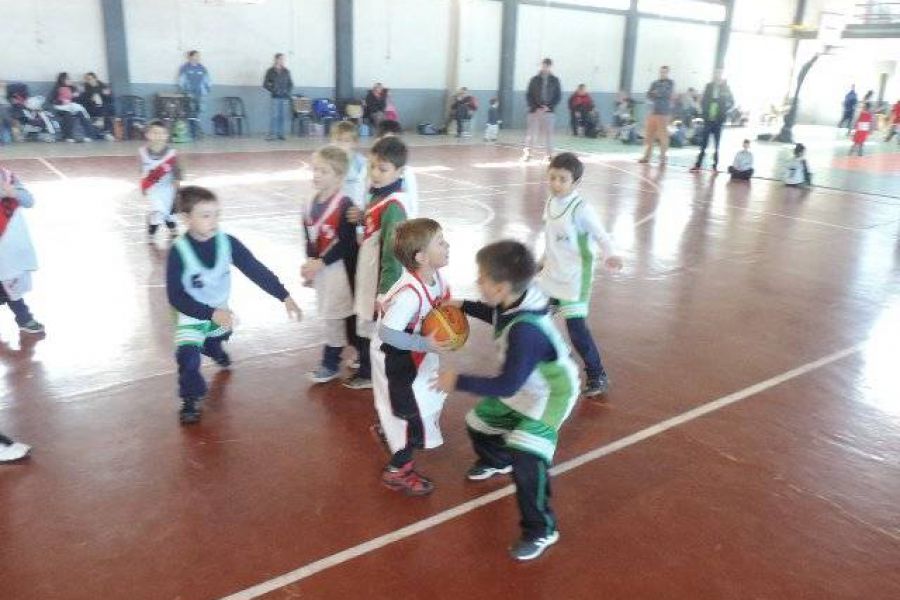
[19,320,45,334]
[583,375,609,397]
[309,365,340,384]
[509,530,560,561]
[342,375,373,390]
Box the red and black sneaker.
[381,462,435,496]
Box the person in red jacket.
[568,84,595,136]
[884,100,900,143]
[850,102,873,156]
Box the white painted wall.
[0,0,107,82]
[633,17,718,93]
[353,0,451,89]
[514,4,625,92]
[457,0,502,91]
[124,0,334,87]
[725,32,795,117]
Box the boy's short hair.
[549,152,584,182]
[314,145,350,177]
[331,120,358,140]
[393,218,441,271]
[187,50,199,58]
[542,58,553,67]
[370,136,408,169]
[146,119,168,132]
[794,143,806,156]
[476,240,536,295]
[274,52,284,60]
[376,120,403,137]
[743,139,750,144]
[176,185,217,214]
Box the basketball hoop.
[817,10,847,54]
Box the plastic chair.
[222,97,247,136]
[291,96,312,137]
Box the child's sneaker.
[343,374,373,390]
[509,530,560,561]
[19,320,45,334]
[0,441,32,463]
[583,375,609,397]
[381,462,434,496]
[179,398,202,425]
[213,352,231,368]
[308,365,340,384]
[466,460,513,481]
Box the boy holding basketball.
[436,240,579,560]
[539,152,622,396]
[371,218,453,496]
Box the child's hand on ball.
[426,333,455,354]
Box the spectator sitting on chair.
[364,83,387,127]
[178,50,211,138]
[79,72,115,135]
[568,84,596,136]
[50,72,106,142]
[263,53,293,141]
[450,87,477,137]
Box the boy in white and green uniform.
[438,240,579,562]
[166,186,301,424]
[538,152,622,396]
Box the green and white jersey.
[538,192,614,303]
[494,290,579,428]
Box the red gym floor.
[1,142,899,599]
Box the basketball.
[421,304,469,351]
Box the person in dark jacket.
[449,87,478,137]
[522,58,562,161]
[364,83,387,127]
[690,69,734,172]
[79,72,115,134]
[263,53,293,141]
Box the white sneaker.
[65,138,76,143]
[0,441,31,463]
[82,137,93,143]
[104,133,115,141]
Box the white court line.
[418,170,492,190]
[36,157,68,180]
[219,341,864,600]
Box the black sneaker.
[466,461,513,481]
[179,398,202,425]
[19,320,45,334]
[583,375,609,397]
[509,530,560,561]
[212,351,231,369]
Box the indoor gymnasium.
[1,1,899,598]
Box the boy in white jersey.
[140,120,182,240]
[538,152,623,396]
[372,218,453,496]
[166,186,302,424]
[330,121,368,210]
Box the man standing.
[690,68,734,172]
[178,50,211,139]
[838,85,857,133]
[640,65,674,164]
[523,58,562,162]
[263,53,293,141]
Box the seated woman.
[50,72,107,142]
[364,82,387,127]
[78,72,115,134]
[6,83,59,142]
[568,84,598,137]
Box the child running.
[140,119,182,240]
[538,152,622,396]
[166,186,301,424]
[437,240,579,560]
[372,218,453,495]
[0,165,44,334]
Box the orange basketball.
[421,304,469,351]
